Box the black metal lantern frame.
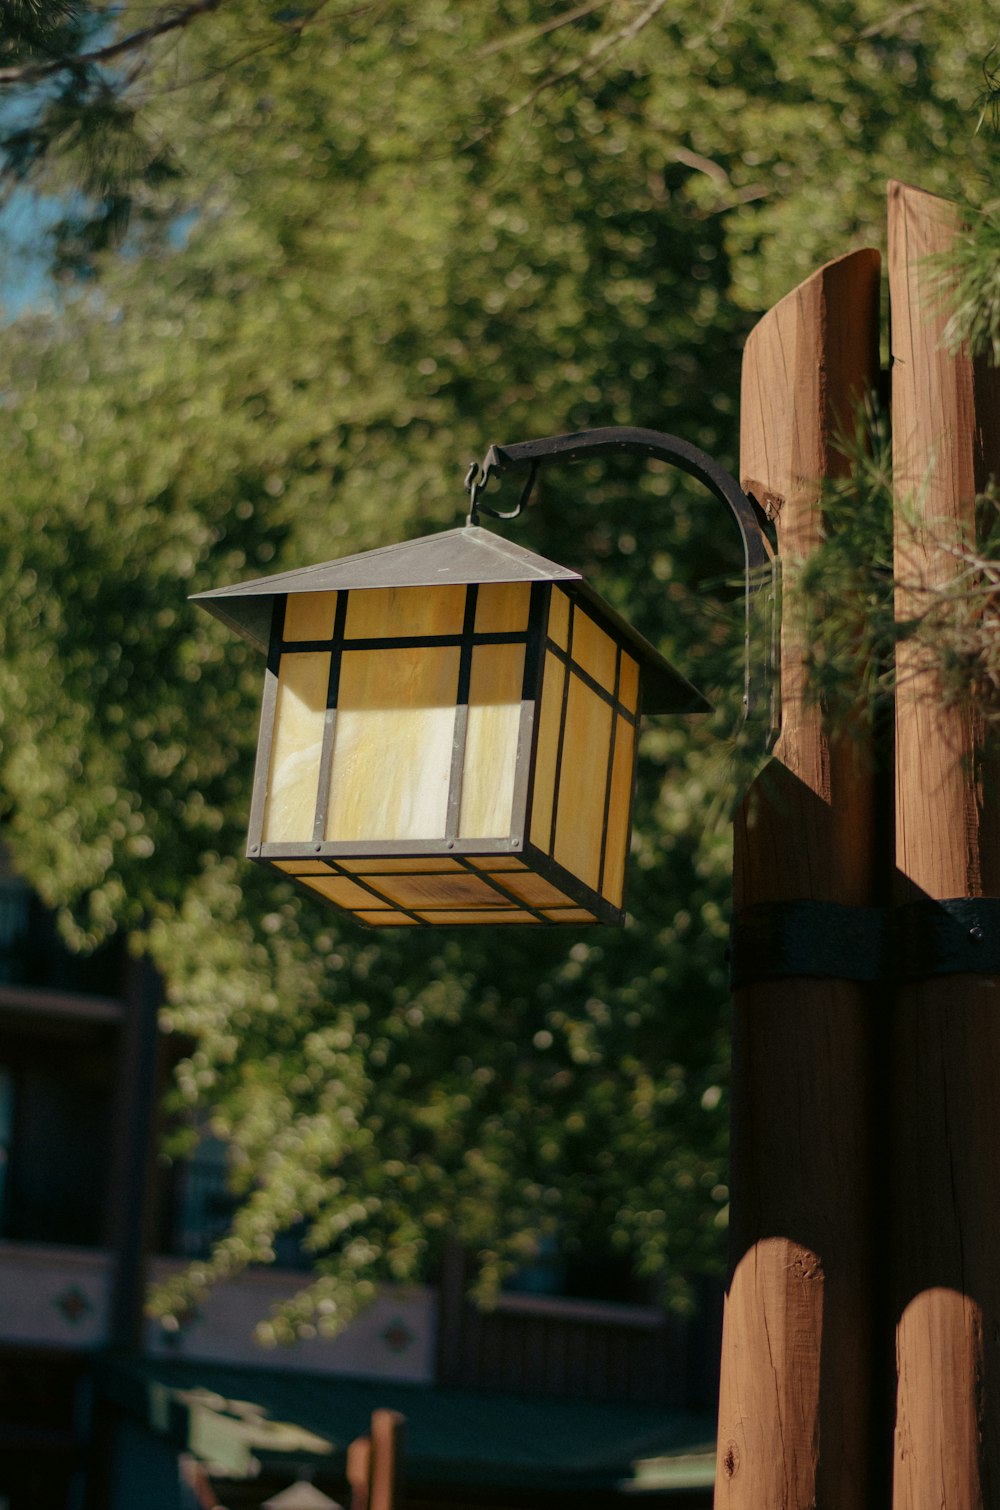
[195,524,707,929]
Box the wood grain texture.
[368,1409,404,1510]
[889,180,1000,1510]
[716,249,882,1508]
[347,1434,372,1510]
[891,180,1000,902]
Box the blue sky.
[1,187,62,317]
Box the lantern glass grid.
[250,580,640,927]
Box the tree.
[0,0,996,1337]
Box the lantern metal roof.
[191,524,710,715]
[262,1484,343,1510]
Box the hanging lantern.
[194,523,707,928]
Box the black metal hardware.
[730,901,883,986]
[730,897,1000,987]
[468,428,770,572]
[465,426,778,732]
[892,899,1000,980]
[466,459,538,524]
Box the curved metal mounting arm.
[465,425,778,734]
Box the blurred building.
[0,851,718,1509]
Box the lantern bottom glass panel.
[262,847,616,927]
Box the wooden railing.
[437,1282,688,1404]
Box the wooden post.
[715,249,882,1506]
[889,180,1000,1510]
[106,952,164,1347]
[368,1410,404,1510]
[347,1435,371,1510]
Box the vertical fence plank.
[715,248,882,1507]
[889,178,1000,1510]
[368,1410,405,1510]
[347,1435,371,1510]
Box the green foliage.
[793,399,895,728]
[938,200,1000,365]
[793,416,1000,742]
[0,1,997,1338]
[0,0,95,70]
[895,481,1000,723]
[0,3,177,277]
[976,44,1000,136]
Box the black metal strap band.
[730,898,1000,987]
[893,898,1000,980]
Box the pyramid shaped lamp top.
[192,526,579,650]
[191,523,709,715]
[262,1483,342,1510]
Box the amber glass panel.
[548,589,570,648]
[368,873,516,908]
[284,592,338,642]
[344,584,467,640]
[459,644,525,839]
[572,609,617,692]
[495,873,574,908]
[619,653,639,713]
[301,875,389,910]
[467,857,526,871]
[600,714,636,906]
[357,911,417,926]
[325,647,460,841]
[419,910,538,924]
[262,651,330,843]
[528,651,565,852]
[339,858,461,874]
[474,583,531,634]
[553,673,613,890]
[273,860,331,875]
[543,908,597,923]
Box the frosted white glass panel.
[418,909,537,924]
[548,589,570,648]
[619,652,639,712]
[474,583,530,634]
[459,644,525,839]
[529,651,565,852]
[340,858,461,874]
[344,585,466,639]
[572,609,617,692]
[553,671,612,890]
[301,874,389,910]
[325,647,460,841]
[601,714,636,905]
[262,652,330,842]
[496,872,574,907]
[284,592,338,642]
[367,872,515,908]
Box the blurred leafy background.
[0,0,997,1337]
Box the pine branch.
[498,0,672,123]
[475,1,612,60]
[0,0,224,87]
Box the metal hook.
[464,461,482,526]
[464,426,779,741]
[464,458,538,527]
